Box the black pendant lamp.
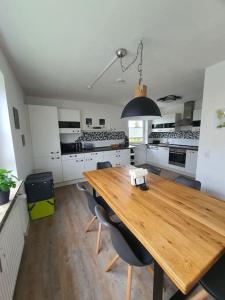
[121,41,161,120]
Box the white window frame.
[128,120,149,145]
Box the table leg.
[169,286,197,300]
[153,262,164,300]
[93,188,96,199]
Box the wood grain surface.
[84,167,225,294]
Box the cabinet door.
[157,147,169,166]
[28,105,61,157]
[62,159,85,181]
[103,151,118,167]
[84,152,104,171]
[58,109,80,122]
[147,147,159,165]
[185,150,198,175]
[34,156,63,183]
[117,149,130,166]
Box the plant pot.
[0,190,10,205]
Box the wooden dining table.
[84,166,225,300]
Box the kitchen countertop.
[61,145,135,155]
[148,143,198,151]
[0,180,23,233]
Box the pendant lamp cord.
[119,41,144,85]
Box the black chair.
[175,176,201,190]
[97,161,112,169]
[95,205,154,300]
[147,165,161,176]
[191,254,225,300]
[76,183,115,255]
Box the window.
[128,120,144,144]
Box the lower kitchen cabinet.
[103,149,130,167]
[0,197,28,300]
[147,146,169,166]
[84,152,104,171]
[61,149,131,181]
[185,150,198,176]
[34,155,63,183]
[62,154,85,181]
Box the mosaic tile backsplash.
[76,131,126,142]
[149,130,200,139]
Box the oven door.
[169,148,186,168]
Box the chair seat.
[200,254,225,300]
[96,196,114,216]
[115,223,153,265]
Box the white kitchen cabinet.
[0,199,26,300]
[103,149,130,167]
[117,149,130,166]
[147,146,169,166]
[185,150,198,176]
[134,145,147,165]
[193,110,201,121]
[28,105,61,157]
[34,156,63,183]
[58,109,80,122]
[62,154,85,181]
[84,152,104,171]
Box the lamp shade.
[121,85,161,120]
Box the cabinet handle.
[51,157,55,160]
[56,151,59,154]
[0,257,2,273]
[51,152,54,154]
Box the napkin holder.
[129,168,148,188]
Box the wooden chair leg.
[104,255,119,272]
[96,223,102,255]
[190,289,208,300]
[85,216,97,232]
[126,265,133,300]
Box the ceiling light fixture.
[87,48,127,89]
[120,41,161,120]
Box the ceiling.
[1,0,225,107]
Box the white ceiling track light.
[87,48,127,89]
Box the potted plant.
[0,169,17,205]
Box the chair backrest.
[95,205,143,266]
[97,161,112,169]
[175,176,201,190]
[76,183,98,216]
[148,165,161,176]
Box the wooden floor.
[14,183,204,300]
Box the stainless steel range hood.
[175,101,195,127]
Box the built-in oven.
[169,148,186,168]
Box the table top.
[84,167,225,294]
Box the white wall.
[0,48,33,179]
[196,60,225,200]
[26,96,128,134]
[0,71,17,174]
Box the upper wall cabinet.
[193,109,202,121]
[58,109,81,134]
[28,105,61,157]
[152,113,182,132]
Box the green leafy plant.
[0,169,17,192]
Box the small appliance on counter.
[83,143,94,150]
[61,142,82,153]
[25,172,55,220]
